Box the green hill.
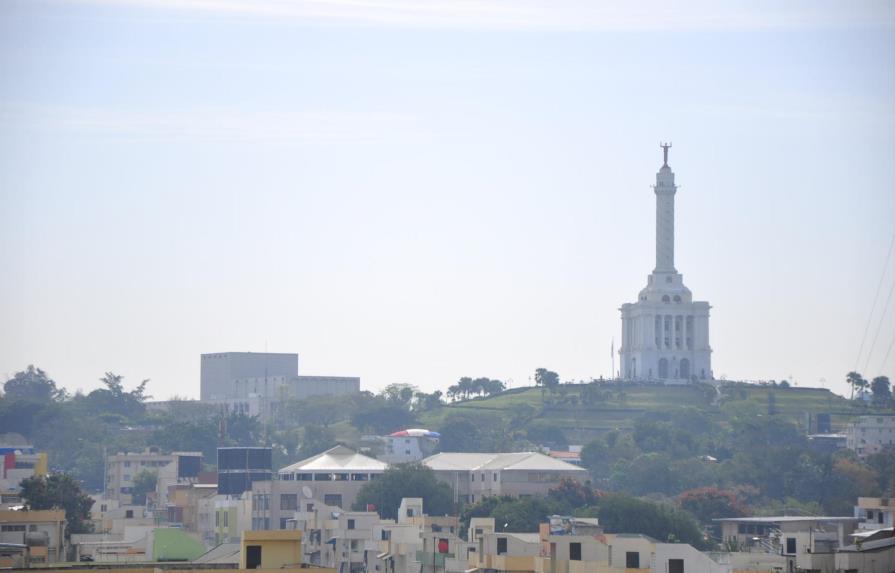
[416,381,869,445]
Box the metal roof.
[713,516,857,523]
[422,452,586,473]
[279,445,388,473]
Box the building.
[714,515,858,572]
[845,414,895,457]
[200,352,360,422]
[0,444,48,502]
[619,144,712,382]
[0,509,66,564]
[836,527,895,572]
[240,530,303,569]
[273,445,388,512]
[105,448,201,505]
[378,429,440,464]
[217,447,272,497]
[855,497,894,530]
[201,352,299,401]
[421,452,586,504]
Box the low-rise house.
[421,452,586,504]
[836,527,895,572]
[379,429,440,464]
[715,515,858,573]
[240,529,302,569]
[0,509,66,564]
[855,497,894,530]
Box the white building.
[845,414,895,457]
[619,144,712,382]
[378,429,440,464]
[421,452,586,504]
[855,497,895,530]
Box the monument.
[618,144,712,382]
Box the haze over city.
[1,0,894,399]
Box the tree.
[678,487,748,524]
[20,474,94,535]
[846,371,867,400]
[548,478,600,509]
[413,390,444,412]
[83,372,151,419]
[297,424,335,460]
[598,493,708,549]
[380,384,417,408]
[3,365,66,402]
[131,470,158,506]
[535,368,560,394]
[871,376,892,405]
[350,403,416,434]
[352,464,453,519]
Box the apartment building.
[105,448,202,505]
[845,414,895,457]
[0,444,48,500]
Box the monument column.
[654,143,676,273]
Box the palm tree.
[846,371,865,400]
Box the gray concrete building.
[201,352,299,401]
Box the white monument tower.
[618,144,712,382]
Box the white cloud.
[70,0,895,31]
[0,102,425,143]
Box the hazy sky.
[1,0,894,401]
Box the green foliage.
[352,464,453,519]
[547,478,600,509]
[20,474,94,536]
[350,402,417,434]
[871,376,892,405]
[534,368,560,393]
[297,424,335,460]
[446,377,506,401]
[678,487,748,523]
[598,493,708,549]
[131,469,158,506]
[3,365,66,402]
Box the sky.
[1,0,894,401]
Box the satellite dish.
[302,486,313,498]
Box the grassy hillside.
[415,382,869,445]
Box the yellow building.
[240,530,303,570]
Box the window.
[125,510,134,518]
[786,537,796,554]
[626,552,640,568]
[306,503,314,512]
[668,558,684,573]
[324,494,343,508]
[497,537,507,555]
[124,461,131,467]
[381,530,391,541]
[297,473,313,481]
[471,474,475,482]
[868,510,875,520]
[569,542,581,561]
[246,545,262,569]
[280,494,298,511]
[1,525,26,532]
[347,519,355,530]
[279,518,289,529]
[223,512,229,527]
[493,473,498,481]
[351,473,369,481]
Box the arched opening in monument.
[679,358,690,380]
[658,358,669,379]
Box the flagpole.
[611,338,615,381]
